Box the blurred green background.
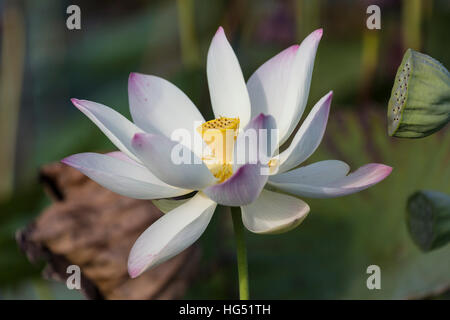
[0,0,449,299]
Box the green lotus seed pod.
[407,190,450,251]
[388,49,450,138]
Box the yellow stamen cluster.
[197,117,240,182]
[198,117,240,131]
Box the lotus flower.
[62,27,392,279]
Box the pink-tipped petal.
[71,98,143,162]
[128,72,204,145]
[61,152,189,199]
[216,26,224,35]
[247,45,299,130]
[128,192,216,278]
[131,132,216,190]
[207,26,251,127]
[276,91,333,173]
[245,112,276,131]
[203,162,268,206]
[313,28,323,39]
[247,29,324,146]
[269,162,393,198]
[234,113,277,172]
[271,160,350,185]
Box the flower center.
[197,117,240,182]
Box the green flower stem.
[231,206,249,300]
[176,0,200,69]
[402,0,422,50]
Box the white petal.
[269,162,392,198]
[61,152,190,199]
[247,45,299,139]
[128,72,205,139]
[131,133,216,190]
[247,29,323,145]
[106,151,145,167]
[270,160,350,185]
[276,91,333,174]
[128,73,208,158]
[71,99,143,162]
[128,192,216,278]
[207,27,251,126]
[241,189,310,234]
